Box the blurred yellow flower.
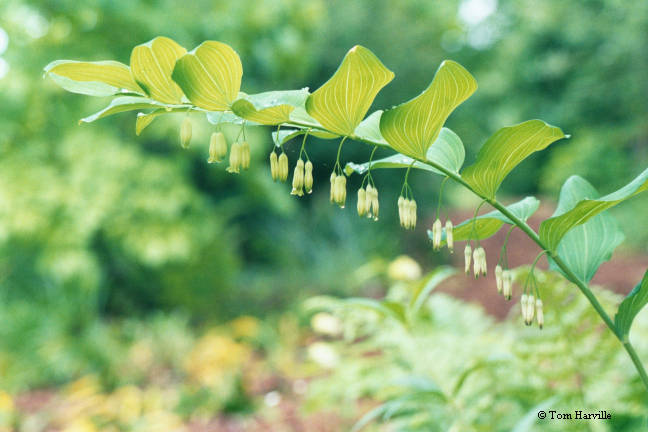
[387,255,422,281]
[310,312,342,337]
[230,315,260,339]
[184,332,250,386]
[0,391,13,413]
[62,418,97,432]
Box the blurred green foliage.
[305,264,648,431]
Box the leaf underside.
[547,176,625,283]
[231,89,310,125]
[540,168,648,251]
[615,270,648,339]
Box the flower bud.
[357,187,367,217]
[208,132,227,163]
[495,265,503,294]
[464,244,472,275]
[398,196,406,228]
[473,247,481,278]
[526,295,535,325]
[330,172,337,203]
[477,247,487,276]
[408,199,417,230]
[365,185,374,218]
[536,299,544,329]
[291,159,305,196]
[227,142,242,173]
[269,152,278,180]
[180,117,192,149]
[304,161,313,194]
[521,294,528,322]
[334,175,346,207]
[240,140,250,170]
[445,220,454,253]
[277,153,289,181]
[502,270,512,300]
[370,186,379,221]
[432,219,442,250]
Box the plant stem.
[274,120,648,392]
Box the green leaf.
[130,36,187,104]
[547,176,625,283]
[80,96,185,123]
[430,196,540,244]
[615,270,648,340]
[462,120,567,199]
[172,40,243,111]
[352,110,389,147]
[231,89,309,125]
[44,60,143,96]
[409,267,456,315]
[379,60,477,159]
[539,167,648,251]
[305,45,394,136]
[344,128,464,176]
[272,128,338,148]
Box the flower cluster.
[291,159,314,196]
[357,184,379,220]
[521,295,544,328]
[269,152,289,182]
[430,219,453,252]
[398,196,417,229]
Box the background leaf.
[431,196,540,244]
[540,168,648,251]
[230,89,309,125]
[548,176,625,283]
[172,40,242,111]
[345,128,463,176]
[44,60,142,96]
[462,120,566,199]
[379,60,476,159]
[352,110,389,147]
[305,45,394,136]
[615,270,648,340]
[130,36,187,104]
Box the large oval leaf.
[615,270,648,341]
[344,128,464,176]
[539,168,648,251]
[130,36,187,104]
[305,46,394,136]
[380,60,477,159]
[231,89,309,125]
[429,196,540,244]
[172,41,243,111]
[44,60,142,96]
[462,120,566,199]
[547,176,625,283]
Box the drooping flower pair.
[398,197,417,229]
[357,184,379,220]
[291,159,314,196]
[431,219,453,252]
[330,172,347,207]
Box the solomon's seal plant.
[44,36,648,393]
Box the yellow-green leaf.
[380,60,477,159]
[44,60,143,96]
[231,89,309,125]
[172,41,243,111]
[539,168,648,251]
[130,36,187,104]
[462,120,566,199]
[135,107,188,135]
[305,45,394,136]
